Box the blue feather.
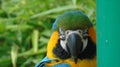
[35,57,51,67]
[35,56,70,67]
[52,63,70,67]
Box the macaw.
[35,10,96,67]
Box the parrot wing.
[35,56,51,67]
[35,56,70,67]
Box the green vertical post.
[97,0,120,67]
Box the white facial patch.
[59,28,88,52]
[60,39,68,52]
[82,37,88,51]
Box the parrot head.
[48,11,96,64]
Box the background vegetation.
[0,0,96,67]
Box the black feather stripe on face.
[78,37,96,60]
[53,37,96,60]
[53,39,70,59]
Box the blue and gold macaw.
[35,10,96,67]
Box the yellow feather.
[45,57,96,67]
[64,57,96,67]
[47,31,59,59]
[46,30,96,67]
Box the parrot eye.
[66,30,70,34]
[66,31,69,34]
[84,28,88,33]
[78,30,82,33]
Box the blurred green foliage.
[0,0,96,67]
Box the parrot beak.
[67,33,83,64]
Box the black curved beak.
[66,33,83,64]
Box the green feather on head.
[52,10,93,31]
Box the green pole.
[97,0,120,67]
